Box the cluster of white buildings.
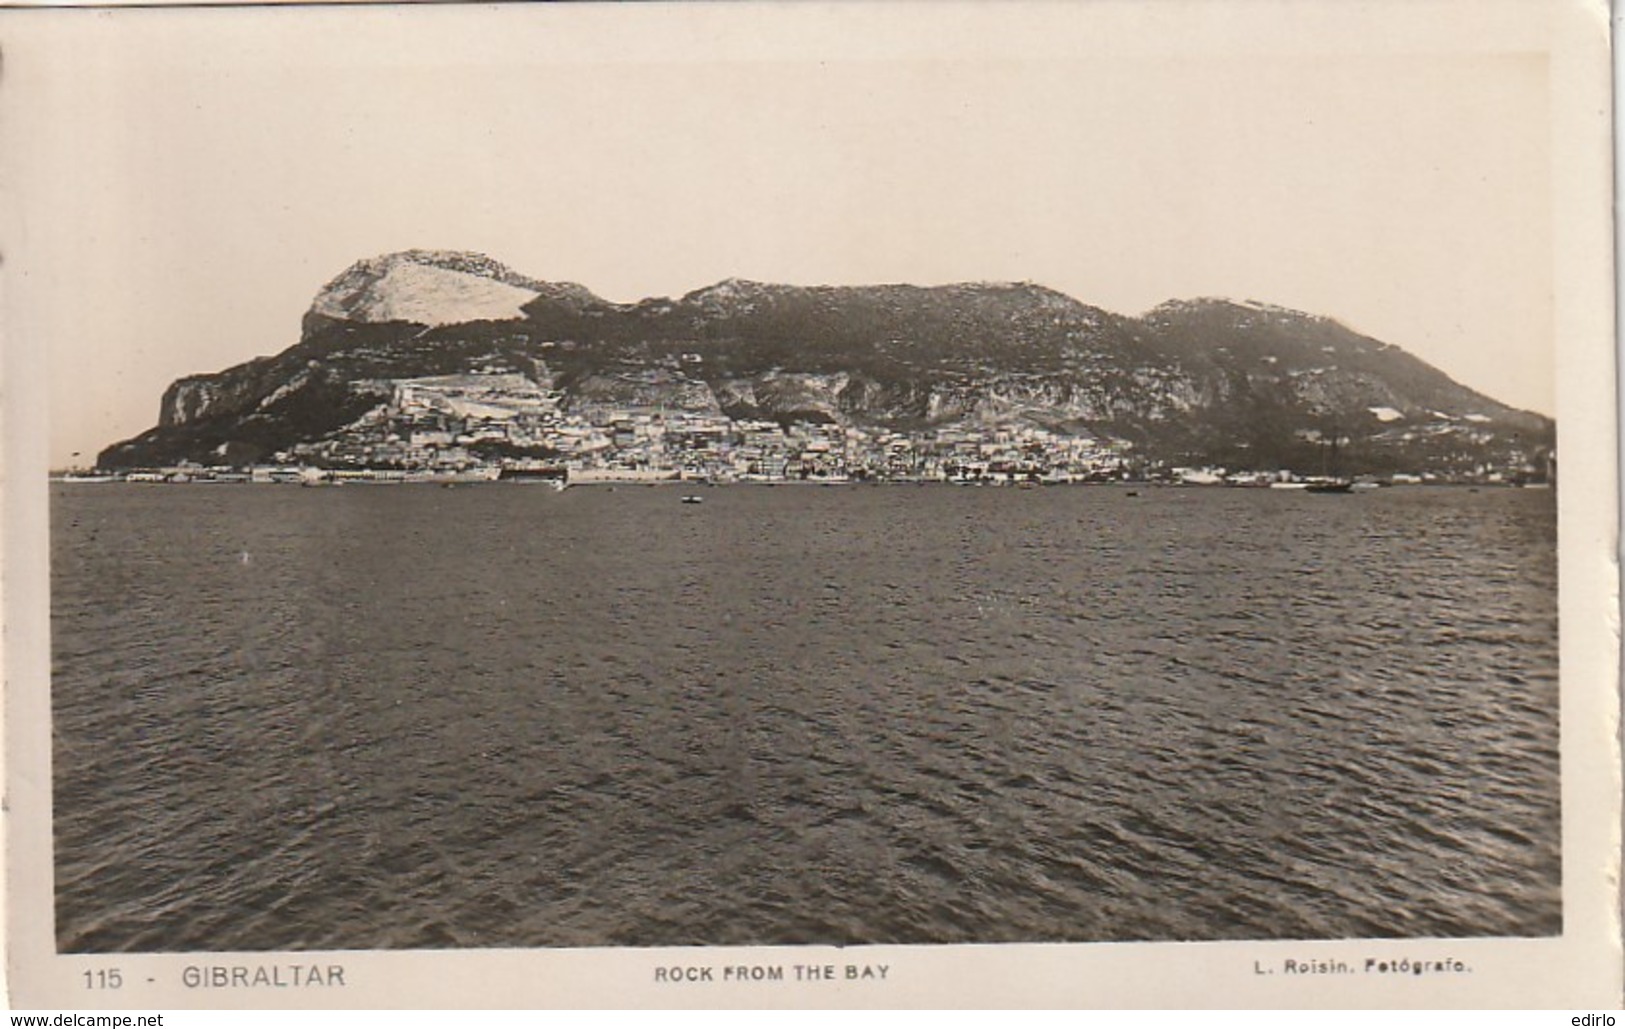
[268,372,1134,483]
[88,373,1547,487]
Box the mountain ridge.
[99,251,1552,482]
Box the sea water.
[50,483,1559,950]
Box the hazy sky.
[5,2,1563,467]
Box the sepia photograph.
[4,0,1618,1009]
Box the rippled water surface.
[52,483,1560,951]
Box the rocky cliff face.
[300,250,600,339]
[160,374,259,428]
[99,250,1552,476]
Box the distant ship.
[1306,433,1354,494]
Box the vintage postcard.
[3,0,1618,1009]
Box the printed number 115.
[83,969,122,989]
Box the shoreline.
[47,475,1550,490]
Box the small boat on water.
[1304,431,1354,494]
[681,495,704,504]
